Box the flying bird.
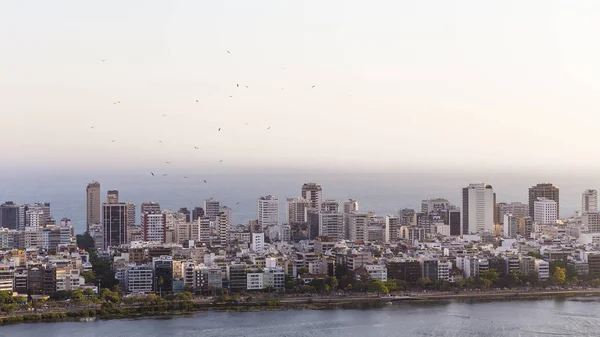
[245,85,248,88]
[226,50,231,54]
[218,127,221,131]
[183,176,188,179]
[162,174,168,176]
[219,160,223,163]
[151,172,155,176]
[281,88,284,90]
[165,161,171,164]
[229,96,233,98]
[90,126,95,129]
[158,140,163,144]
[117,101,120,103]
[162,114,167,117]
[244,122,248,126]
[101,60,106,62]
[236,202,240,205]
[267,126,271,130]
[312,85,315,88]
[236,84,239,87]
[194,146,199,150]
[111,140,116,143]
[203,180,207,183]
[196,100,199,102]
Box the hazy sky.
[2,1,600,174]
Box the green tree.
[367,280,389,294]
[384,279,398,292]
[527,251,543,259]
[417,277,434,290]
[325,276,339,291]
[100,288,120,303]
[82,271,97,284]
[83,288,96,297]
[480,269,500,284]
[76,232,96,252]
[71,289,86,303]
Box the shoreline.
[2,290,600,326]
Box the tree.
[71,289,86,303]
[83,288,96,297]
[100,288,120,303]
[76,232,96,252]
[325,276,339,291]
[367,280,389,294]
[552,267,567,285]
[417,277,433,290]
[480,269,500,284]
[384,279,398,292]
[527,251,543,259]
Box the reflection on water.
[2,298,600,337]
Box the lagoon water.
[2,298,600,337]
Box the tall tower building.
[204,198,221,221]
[301,183,323,211]
[582,189,598,215]
[102,191,127,249]
[86,182,101,231]
[461,183,495,234]
[421,198,451,214]
[142,212,167,243]
[528,183,559,218]
[217,211,229,247]
[140,202,161,214]
[533,198,557,224]
[286,198,310,223]
[0,202,20,230]
[258,195,279,229]
[126,203,136,227]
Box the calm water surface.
[2,298,600,337]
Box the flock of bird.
[91,49,317,184]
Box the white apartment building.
[318,212,344,240]
[582,189,598,214]
[535,259,550,281]
[438,261,452,281]
[0,265,14,293]
[365,264,387,282]
[56,268,83,292]
[258,195,279,229]
[534,198,557,224]
[251,233,265,254]
[462,183,495,234]
[263,267,285,290]
[247,272,264,290]
[124,264,154,294]
[142,212,166,243]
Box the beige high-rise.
[86,181,101,232]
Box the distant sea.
[0,170,595,234]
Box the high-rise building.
[582,189,598,215]
[0,202,20,230]
[251,233,265,254]
[191,207,204,221]
[343,199,359,214]
[347,212,370,242]
[497,202,529,225]
[583,212,600,233]
[178,207,191,222]
[421,198,451,214]
[204,198,221,221]
[140,202,161,214]
[461,183,495,234]
[25,209,44,229]
[321,200,339,213]
[102,191,127,249]
[447,209,461,236]
[399,209,416,226]
[142,212,167,243]
[126,203,136,227]
[286,197,310,223]
[306,210,343,240]
[86,181,101,231]
[528,183,559,218]
[534,198,557,224]
[301,183,323,211]
[503,214,520,238]
[258,195,279,229]
[217,211,229,247]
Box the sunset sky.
[2,1,600,174]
